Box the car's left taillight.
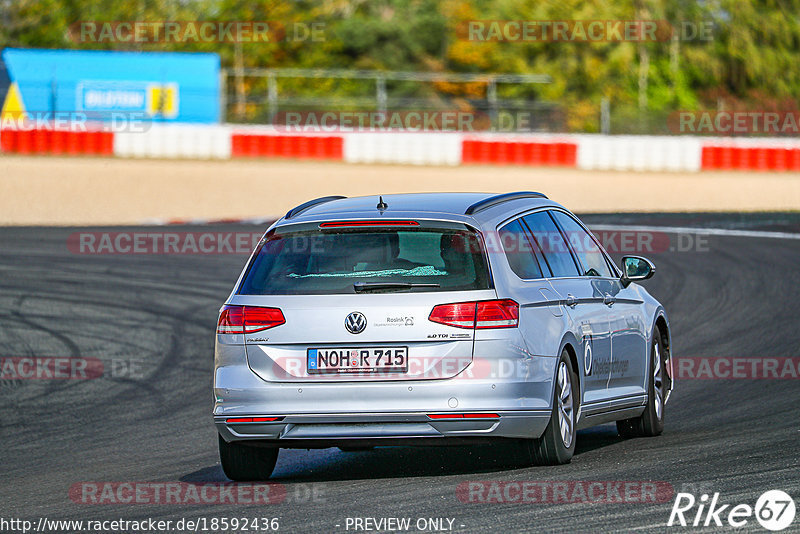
[428,299,519,329]
[216,305,285,334]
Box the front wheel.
[617,327,667,438]
[520,350,577,465]
[219,435,279,481]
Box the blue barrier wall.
[1,48,220,123]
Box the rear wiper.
[353,282,441,292]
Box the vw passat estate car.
[214,192,673,480]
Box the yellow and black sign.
[0,57,27,122]
[146,83,179,118]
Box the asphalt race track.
[1,213,799,533]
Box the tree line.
[2,0,798,132]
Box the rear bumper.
[215,410,551,446]
[214,337,559,443]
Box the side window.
[497,219,543,279]
[522,211,580,277]
[550,211,614,278]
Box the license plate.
[307,347,408,374]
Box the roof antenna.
[376,195,388,213]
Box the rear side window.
[522,211,580,277]
[550,211,614,278]
[498,219,544,279]
[238,227,491,295]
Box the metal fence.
[220,67,570,132]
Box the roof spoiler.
[465,191,548,215]
[285,196,347,219]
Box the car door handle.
[603,293,616,306]
[565,294,578,308]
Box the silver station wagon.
[213,192,673,480]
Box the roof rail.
[285,196,347,219]
[465,191,548,215]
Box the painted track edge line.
[590,224,800,240]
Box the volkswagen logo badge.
[344,312,367,334]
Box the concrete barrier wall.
[2,123,800,172]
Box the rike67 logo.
[668,490,796,531]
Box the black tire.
[218,435,279,481]
[521,350,578,465]
[617,327,667,438]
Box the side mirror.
[620,256,655,287]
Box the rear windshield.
[238,226,491,295]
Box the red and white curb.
[3,124,800,172]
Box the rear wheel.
[521,350,577,465]
[218,435,279,481]
[617,327,666,438]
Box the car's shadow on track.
[573,425,628,454]
[181,426,625,483]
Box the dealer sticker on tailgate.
[308,347,408,374]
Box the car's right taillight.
[475,299,519,329]
[216,305,285,334]
[428,299,518,329]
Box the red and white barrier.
[0,127,113,156]
[575,135,702,172]
[344,132,461,165]
[231,126,343,160]
[462,134,577,166]
[2,124,800,172]
[115,124,231,159]
[700,138,800,171]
